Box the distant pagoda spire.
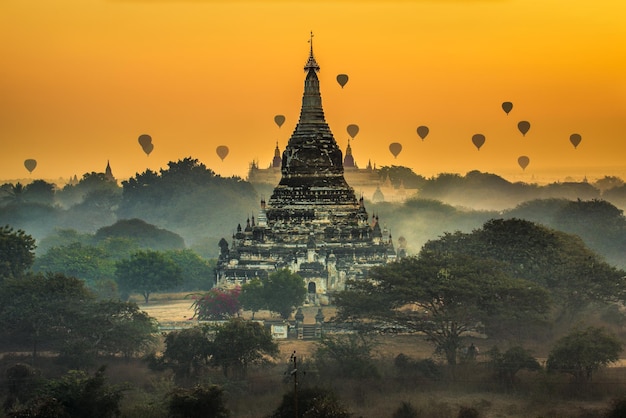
[272,141,282,168]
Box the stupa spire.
[304,31,320,73]
[268,34,357,208]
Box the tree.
[0,225,36,279]
[1,183,26,206]
[190,287,241,320]
[168,385,230,418]
[269,387,352,418]
[115,250,183,303]
[8,367,124,418]
[314,333,379,379]
[33,242,114,285]
[117,157,259,258]
[263,269,307,319]
[546,326,622,383]
[159,326,214,379]
[0,272,94,362]
[59,300,158,367]
[422,218,626,319]
[334,254,551,365]
[239,278,265,319]
[95,218,185,251]
[36,228,95,254]
[23,180,56,206]
[210,318,278,377]
[165,249,214,291]
[487,346,541,388]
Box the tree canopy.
[210,318,279,377]
[0,225,36,279]
[546,326,623,383]
[237,269,307,319]
[334,252,551,365]
[115,250,183,303]
[421,218,626,317]
[95,218,185,251]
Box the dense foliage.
[335,252,550,365]
[115,250,183,303]
[245,269,307,319]
[0,273,157,365]
[0,225,36,279]
[546,326,623,383]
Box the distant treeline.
[2,160,626,269]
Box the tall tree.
[0,225,36,279]
[115,250,183,303]
[334,254,550,365]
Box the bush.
[269,387,351,418]
[392,401,419,418]
[168,385,230,418]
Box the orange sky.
[1,0,625,185]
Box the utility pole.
[290,351,298,418]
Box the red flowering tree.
[190,287,241,320]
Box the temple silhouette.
[216,36,397,303]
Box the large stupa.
[216,35,396,301]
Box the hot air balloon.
[216,145,229,161]
[336,74,349,88]
[502,102,513,115]
[518,156,530,170]
[138,134,153,156]
[570,133,582,149]
[274,115,285,128]
[518,121,531,136]
[389,142,402,158]
[347,124,359,139]
[138,134,152,148]
[142,143,154,156]
[472,134,485,150]
[416,126,429,140]
[24,159,37,173]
